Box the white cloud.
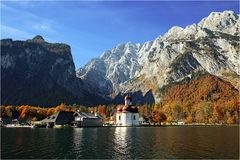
[15,1,36,8]
[1,25,33,40]
[32,23,56,33]
[1,2,57,36]
[33,24,49,31]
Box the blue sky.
[1,1,239,68]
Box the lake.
[1,126,239,159]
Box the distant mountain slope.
[159,72,239,124]
[1,36,104,106]
[161,72,239,106]
[77,10,240,103]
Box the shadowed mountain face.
[1,36,105,106]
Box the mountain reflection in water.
[1,126,239,159]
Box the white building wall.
[125,112,133,126]
[116,112,121,125]
[132,113,140,126]
[121,113,127,125]
[116,112,140,126]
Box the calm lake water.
[1,126,239,159]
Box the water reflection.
[73,128,83,153]
[16,128,24,147]
[113,127,131,159]
[1,126,239,159]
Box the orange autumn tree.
[19,105,30,119]
[97,105,107,120]
[152,110,167,125]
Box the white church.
[116,94,140,126]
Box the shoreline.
[1,124,239,129]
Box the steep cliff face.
[1,36,101,106]
[77,11,240,103]
[77,43,141,99]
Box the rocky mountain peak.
[198,10,239,35]
[161,11,239,41]
[30,35,45,43]
[164,26,184,38]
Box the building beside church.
[73,111,103,127]
[41,110,103,128]
[116,95,140,126]
[41,111,74,128]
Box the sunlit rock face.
[1,36,104,106]
[77,42,142,99]
[77,11,240,103]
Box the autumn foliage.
[159,74,240,124]
[1,103,77,121]
[1,74,239,124]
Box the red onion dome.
[131,106,138,113]
[117,106,123,112]
[122,106,131,112]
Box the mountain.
[1,36,104,106]
[77,42,142,100]
[1,11,239,106]
[77,10,240,104]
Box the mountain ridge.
[77,10,240,103]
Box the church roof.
[117,105,138,113]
